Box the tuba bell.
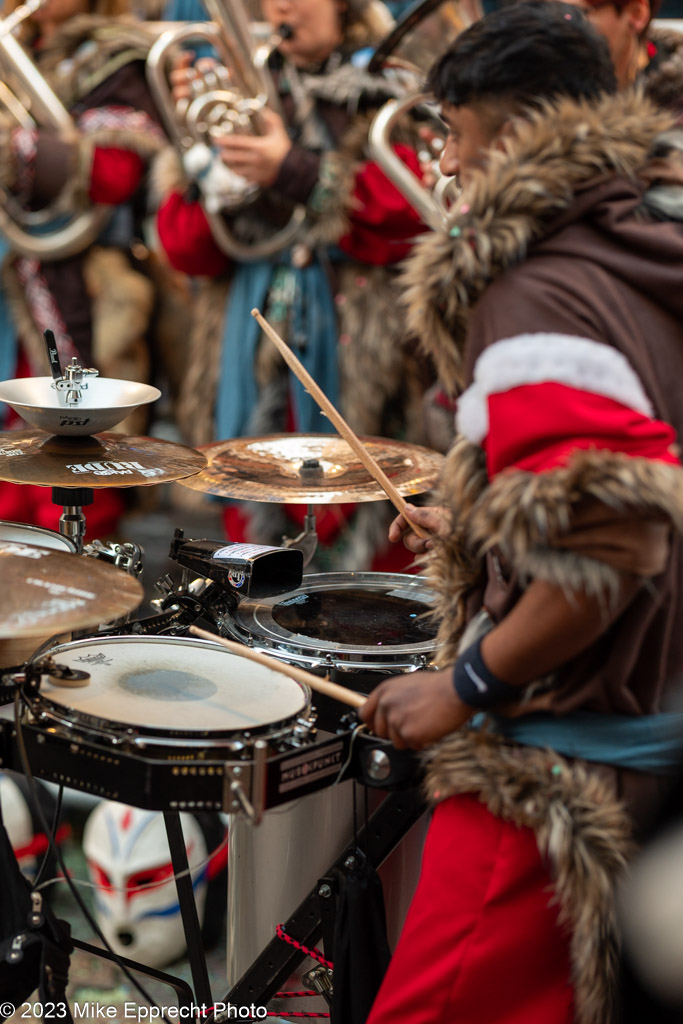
[0,0,111,260]
[146,0,306,263]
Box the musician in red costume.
[361,4,683,1022]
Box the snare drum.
[24,635,313,765]
[225,571,437,674]
[0,521,77,668]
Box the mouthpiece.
[278,23,294,41]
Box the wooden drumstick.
[189,625,367,708]
[251,307,430,540]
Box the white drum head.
[0,521,76,553]
[39,636,309,735]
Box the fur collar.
[295,60,408,109]
[36,16,156,105]
[402,90,677,394]
[645,25,683,114]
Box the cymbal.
[0,540,143,638]
[0,376,161,436]
[0,430,206,488]
[179,433,444,503]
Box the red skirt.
[367,793,575,1024]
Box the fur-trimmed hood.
[402,90,682,395]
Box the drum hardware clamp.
[52,358,99,405]
[44,327,99,407]
[84,537,144,578]
[18,656,91,697]
[302,964,333,1004]
[223,738,268,824]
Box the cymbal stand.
[52,486,93,554]
[283,503,318,568]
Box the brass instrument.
[0,0,111,259]
[368,0,481,230]
[369,93,450,231]
[146,0,306,262]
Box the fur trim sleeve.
[69,114,166,208]
[426,441,683,659]
[467,448,683,596]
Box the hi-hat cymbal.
[0,430,206,487]
[179,434,444,503]
[0,540,143,638]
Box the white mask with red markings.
[83,800,209,968]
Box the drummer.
[153,0,434,572]
[359,3,683,1022]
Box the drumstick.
[189,624,367,708]
[251,307,430,540]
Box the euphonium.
[146,0,305,262]
[369,93,451,231]
[368,0,480,230]
[0,0,111,259]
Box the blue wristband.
[453,637,521,709]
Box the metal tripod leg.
[164,810,213,1006]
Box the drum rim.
[24,634,312,744]
[231,570,437,660]
[0,520,77,553]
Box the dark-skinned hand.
[359,667,472,750]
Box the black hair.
[428,1,617,109]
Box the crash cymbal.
[0,540,143,638]
[179,434,444,503]
[0,430,206,487]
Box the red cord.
[265,1014,330,1019]
[275,924,334,970]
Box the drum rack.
[0,713,418,814]
[0,709,423,1020]
[212,786,425,1023]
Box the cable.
[33,782,63,890]
[35,830,229,897]
[331,722,366,787]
